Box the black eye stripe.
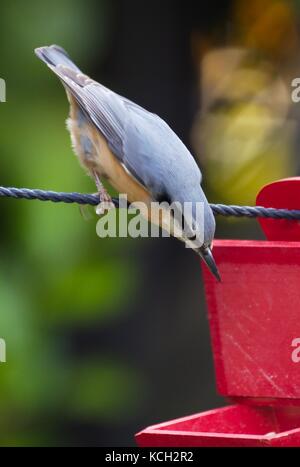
[156,193,172,205]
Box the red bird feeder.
[136,178,300,447]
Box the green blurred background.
[0,0,299,446]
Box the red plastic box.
[136,179,300,447]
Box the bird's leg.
[92,170,115,215]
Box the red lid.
[256,177,300,242]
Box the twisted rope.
[0,186,299,220]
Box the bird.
[35,44,220,281]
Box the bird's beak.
[199,247,221,282]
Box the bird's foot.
[96,200,115,216]
[93,170,115,215]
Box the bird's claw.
[96,200,115,215]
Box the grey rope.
[210,203,300,220]
[0,186,299,220]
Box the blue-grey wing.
[122,107,202,197]
[82,89,202,197]
[73,81,201,197]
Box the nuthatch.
[35,45,220,281]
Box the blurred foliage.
[191,0,299,207]
[0,0,143,446]
[68,359,144,422]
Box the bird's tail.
[35,45,81,73]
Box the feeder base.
[135,404,300,447]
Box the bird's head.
[171,187,220,282]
